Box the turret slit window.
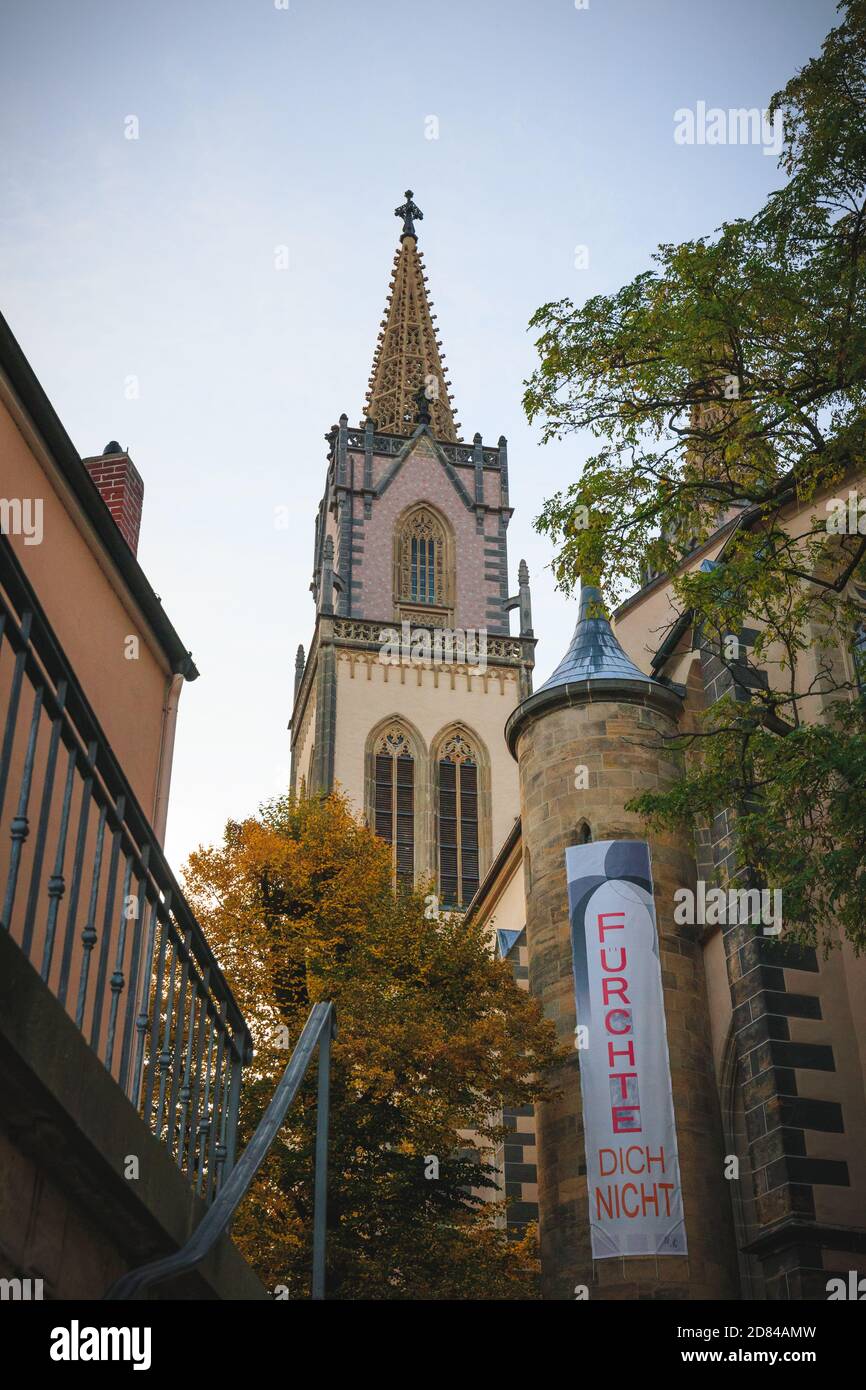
[374,727,415,887]
[438,731,480,908]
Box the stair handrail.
[104,1001,336,1301]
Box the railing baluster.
[21,680,67,956]
[186,978,211,1183]
[57,740,97,1006]
[176,980,203,1175]
[165,929,192,1158]
[195,1015,216,1197]
[143,910,170,1125]
[129,892,164,1110]
[105,853,135,1074]
[118,846,151,1096]
[75,803,107,1029]
[89,797,125,1053]
[40,746,77,982]
[206,1004,228,1203]
[2,682,43,930]
[213,1053,232,1197]
[0,610,32,826]
[155,941,178,1139]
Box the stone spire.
[362,191,461,442]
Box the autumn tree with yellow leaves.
[183,792,560,1299]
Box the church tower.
[290,192,535,907]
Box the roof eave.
[0,309,199,681]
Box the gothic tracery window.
[395,506,451,614]
[437,730,479,908]
[374,726,415,887]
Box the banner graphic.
[565,840,687,1259]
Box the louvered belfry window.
[438,731,479,908]
[374,728,415,886]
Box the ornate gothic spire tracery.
[362,191,461,442]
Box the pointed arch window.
[394,505,454,620]
[373,726,415,887]
[438,731,479,908]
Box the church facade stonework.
[290,196,866,1301]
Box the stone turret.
[505,582,738,1301]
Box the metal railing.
[105,1001,336,1300]
[0,531,252,1199]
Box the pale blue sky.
[0,0,837,868]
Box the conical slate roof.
[537,583,660,693]
[505,582,682,757]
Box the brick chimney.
[83,442,144,555]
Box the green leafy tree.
[183,792,560,1299]
[523,0,866,948]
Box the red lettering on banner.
[578,864,684,1255]
[599,1149,617,1176]
[596,1145,668,1176]
[607,1040,635,1067]
[593,1179,677,1220]
[605,1009,631,1034]
[621,1183,640,1218]
[596,1186,616,1220]
[597,911,642,1133]
[597,912,625,942]
[641,1184,659,1216]
[602,977,630,1005]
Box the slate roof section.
[537,583,662,693]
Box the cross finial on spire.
[395,189,423,239]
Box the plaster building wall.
[0,393,177,827]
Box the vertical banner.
[565,840,687,1259]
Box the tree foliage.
[183,792,560,1298]
[523,1,866,949]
